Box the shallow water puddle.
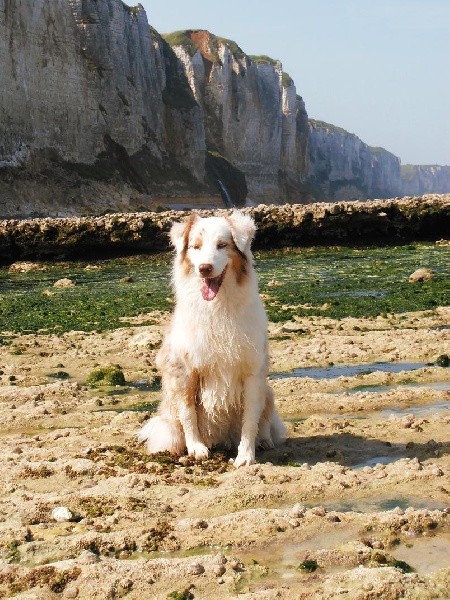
[323,496,449,513]
[270,361,428,380]
[337,381,450,395]
[378,399,450,418]
[391,531,450,574]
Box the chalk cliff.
[308,120,402,200]
[166,30,309,204]
[0,0,447,217]
[401,165,450,196]
[0,0,207,216]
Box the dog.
[137,211,286,467]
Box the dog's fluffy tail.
[137,416,185,455]
[270,411,288,446]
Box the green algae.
[0,243,448,334]
[86,366,126,388]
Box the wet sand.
[0,308,449,598]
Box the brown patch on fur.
[180,215,197,276]
[228,244,248,285]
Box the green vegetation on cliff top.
[162,30,246,61]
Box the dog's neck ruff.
[201,266,227,301]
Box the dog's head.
[170,211,256,301]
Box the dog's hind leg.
[137,415,185,455]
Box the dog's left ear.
[228,211,256,254]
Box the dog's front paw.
[233,450,255,468]
[187,442,209,460]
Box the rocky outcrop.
[308,120,402,201]
[1,195,448,261]
[401,165,450,196]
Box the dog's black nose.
[199,263,213,277]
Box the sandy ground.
[0,307,449,599]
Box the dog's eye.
[217,241,227,249]
[189,243,200,250]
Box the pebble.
[77,550,100,564]
[54,278,75,288]
[51,506,74,522]
[213,564,226,576]
[290,503,306,518]
[188,562,205,575]
[64,585,79,598]
[311,506,327,517]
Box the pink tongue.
[201,278,220,301]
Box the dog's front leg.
[234,375,265,468]
[178,401,209,460]
[172,369,209,460]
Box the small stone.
[213,564,226,576]
[188,562,205,575]
[51,506,74,522]
[431,466,444,476]
[77,550,100,564]
[311,506,326,517]
[64,585,79,598]
[53,278,75,288]
[178,487,189,496]
[217,577,225,584]
[290,503,306,518]
[214,553,227,565]
[408,268,433,283]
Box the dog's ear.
[169,215,197,254]
[228,211,256,254]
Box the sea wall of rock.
[0,195,448,262]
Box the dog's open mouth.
[201,267,227,301]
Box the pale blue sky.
[134,0,449,166]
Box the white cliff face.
[0,0,98,163]
[171,32,310,202]
[308,120,401,200]
[3,8,442,217]
[0,0,205,188]
[401,165,450,196]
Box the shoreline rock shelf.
[0,194,449,261]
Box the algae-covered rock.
[86,366,126,387]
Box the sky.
[134,0,450,166]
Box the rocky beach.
[0,218,449,597]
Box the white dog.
[137,211,286,467]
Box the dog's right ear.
[169,215,197,254]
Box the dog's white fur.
[137,211,286,467]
